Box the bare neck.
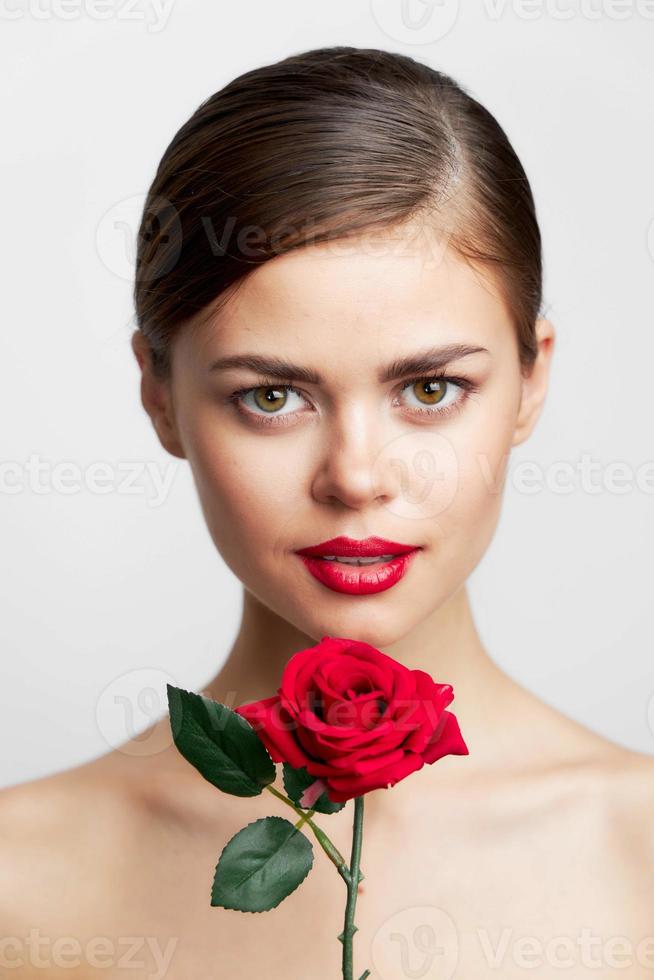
[201,584,534,772]
[114,584,613,827]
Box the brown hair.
[133,46,543,381]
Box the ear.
[511,317,556,447]
[131,331,186,460]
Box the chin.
[296,605,422,652]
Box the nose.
[310,405,397,510]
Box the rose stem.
[265,783,351,881]
[340,795,369,980]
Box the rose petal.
[235,696,308,768]
[325,752,425,802]
[423,710,469,764]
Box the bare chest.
[59,795,653,980]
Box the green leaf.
[211,816,314,912]
[166,685,276,797]
[282,762,345,814]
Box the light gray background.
[1,0,653,788]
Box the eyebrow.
[208,343,490,384]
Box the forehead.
[193,228,512,361]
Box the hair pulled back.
[133,46,542,380]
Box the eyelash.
[225,373,479,428]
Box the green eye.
[228,373,475,429]
[398,375,472,417]
[252,386,289,413]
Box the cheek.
[184,421,304,566]
[430,402,515,577]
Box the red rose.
[234,635,468,804]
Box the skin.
[1,223,653,979]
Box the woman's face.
[154,225,551,648]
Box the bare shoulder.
[564,722,654,831]
[0,755,147,947]
[513,677,654,831]
[547,710,654,842]
[494,680,654,909]
[0,752,142,846]
[555,736,654,922]
[594,743,654,933]
[0,742,234,978]
[596,744,654,856]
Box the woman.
[2,46,652,979]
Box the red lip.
[295,535,418,558]
[294,536,421,596]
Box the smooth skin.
[2,222,653,978]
